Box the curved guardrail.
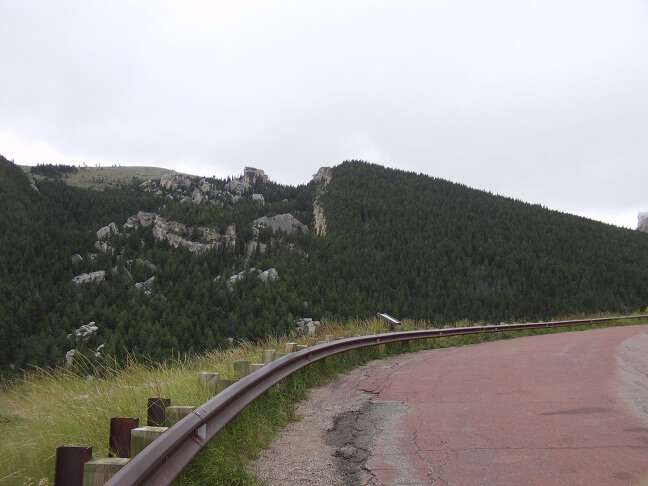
[106,314,648,485]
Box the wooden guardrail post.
[55,445,92,486]
[147,398,171,426]
[250,363,264,372]
[233,360,251,377]
[198,371,220,388]
[165,406,196,426]
[83,458,129,485]
[262,349,276,363]
[130,427,168,457]
[285,342,298,353]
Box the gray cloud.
[1,0,647,227]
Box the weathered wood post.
[83,458,129,486]
[130,427,168,457]
[250,363,264,372]
[262,349,276,363]
[233,360,251,377]
[54,445,92,486]
[285,342,298,353]
[164,406,196,426]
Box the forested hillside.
[312,162,648,321]
[2,156,647,373]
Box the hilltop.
[2,156,648,373]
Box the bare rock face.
[243,167,268,184]
[314,198,327,236]
[65,349,75,367]
[224,179,251,195]
[96,222,119,240]
[71,271,106,285]
[135,276,156,295]
[638,212,648,232]
[252,193,265,204]
[94,240,114,254]
[258,268,279,283]
[312,167,332,185]
[253,214,308,234]
[137,211,156,227]
[125,212,236,255]
[67,322,99,344]
[160,173,192,191]
[71,254,83,265]
[296,317,321,335]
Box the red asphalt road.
[353,325,648,485]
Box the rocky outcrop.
[253,214,308,234]
[160,173,192,191]
[638,212,648,232]
[94,241,113,254]
[65,349,76,367]
[224,179,251,195]
[68,322,99,344]
[135,276,156,295]
[97,222,119,240]
[252,193,265,204]
[71,271,106,285]
[313,198,327,236]
[71,254,83,265]
[296,317,321,335]
[258,268,279,283]
[124,212,236,254]
[28,174,39,192]
[243,167,268,184]
[312,167,332,185]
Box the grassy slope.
[2,314,647,485]
[20,165,189,190]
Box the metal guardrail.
[106,314,648,485]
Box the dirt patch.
[248,361,407,486]
[326,399,408,486]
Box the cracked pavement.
[249,325,648,485]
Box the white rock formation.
[313,198,327,236]
[135,276,156,294]
[94,240,113,254]
[71,271,106,285]
[224,179,251,195]
[96,222,119,240]
[68,322,99,343]
[71,254,83,264]
[253,214,308,234]
[312,167,332,185]
[258,268,279,283]
[638,212,648,232]
[252,193,265,204]
[160,173,192,191]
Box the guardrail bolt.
[83,458,130,485]
[109,417,139,458]
[54,445,92,486]
[130,427,168,457]
[233,360,251,377]
[262,349,276,363]
[147,398,171,426]
[165,406,196,426]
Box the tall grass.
[1,314,645,485]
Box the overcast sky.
[1,1,647,228]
